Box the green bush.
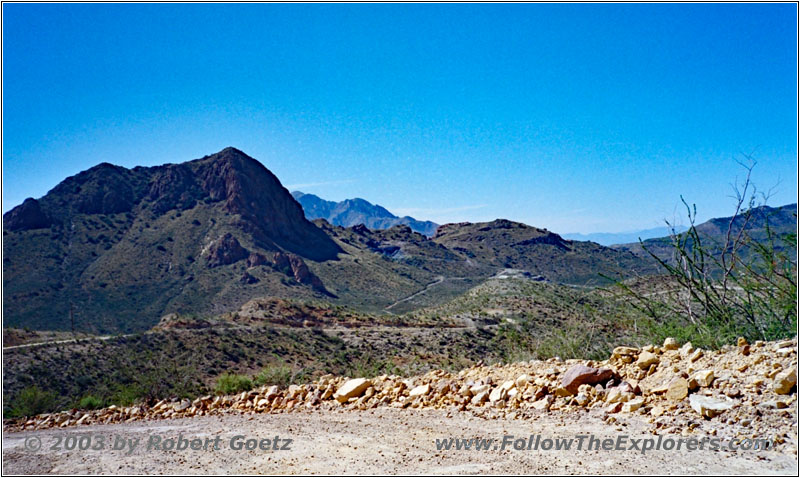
[254,365,293,388]
[78,395,104,410]
[7,386,57,418]
[214,373,253,395]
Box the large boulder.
[560,365,614,395]
[334,378,372,403]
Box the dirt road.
[3,408,795,474]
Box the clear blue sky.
[3,3,797,233]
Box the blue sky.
[3,3,797,233]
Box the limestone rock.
[666,378,689,401]
[471,391,489,405]
[663,337,679,350]
[408,384,430,398]
[622,398,644,413]
[689,369,715,389]
[334,378,372,403]
[489,386,508,403]
[532,395,554,411]
[605,386,633,404]
[773,368,797,395]
[689,395,735,418]
[637,351,659,370]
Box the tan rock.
[679,342,695,359]
[663,337,679,350]
[471,391,489,405]
[470,384,490,396]
[612,346,639,362]
[666,377,689,401]
[532,395,554,411]
[689,349,704,362]
[489,386,508,403]
[605,387,633,404]
[515,374,531,389]
[334,378,372,403]
[622,398,644,413]
[773,368,797,395]
[637,351,659,370]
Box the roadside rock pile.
[6,337,797,449]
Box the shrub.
[619,159,797,348]
[254,365,293,388]
[78,395,104,410]
[214,373,253,395]
[7,386,57,418]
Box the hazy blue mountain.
[292,191,439,237]
[613,203,797,263]
[562,226,689,246]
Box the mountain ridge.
[4,147,663,333]
[292,191,439,237]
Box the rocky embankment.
[5,337,797,450]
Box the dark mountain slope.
[3,148,341,333]
[432,219,658,285]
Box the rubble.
[4,336,797,454]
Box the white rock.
[622,398,644,413]
[408,384,430,398]
[689,395,735,418]
[690,369,715,388]
[489,386,508,403]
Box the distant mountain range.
[292,191,439,237]
[3,147,656,333]
[612,203,797,264]
[562,226,689,246]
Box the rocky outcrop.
[192,148,341,261]
[3,198,51,231]
[246,253,269,268]
[206,233,249,267]
[263,252,321,288]
[246,251,328,293]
